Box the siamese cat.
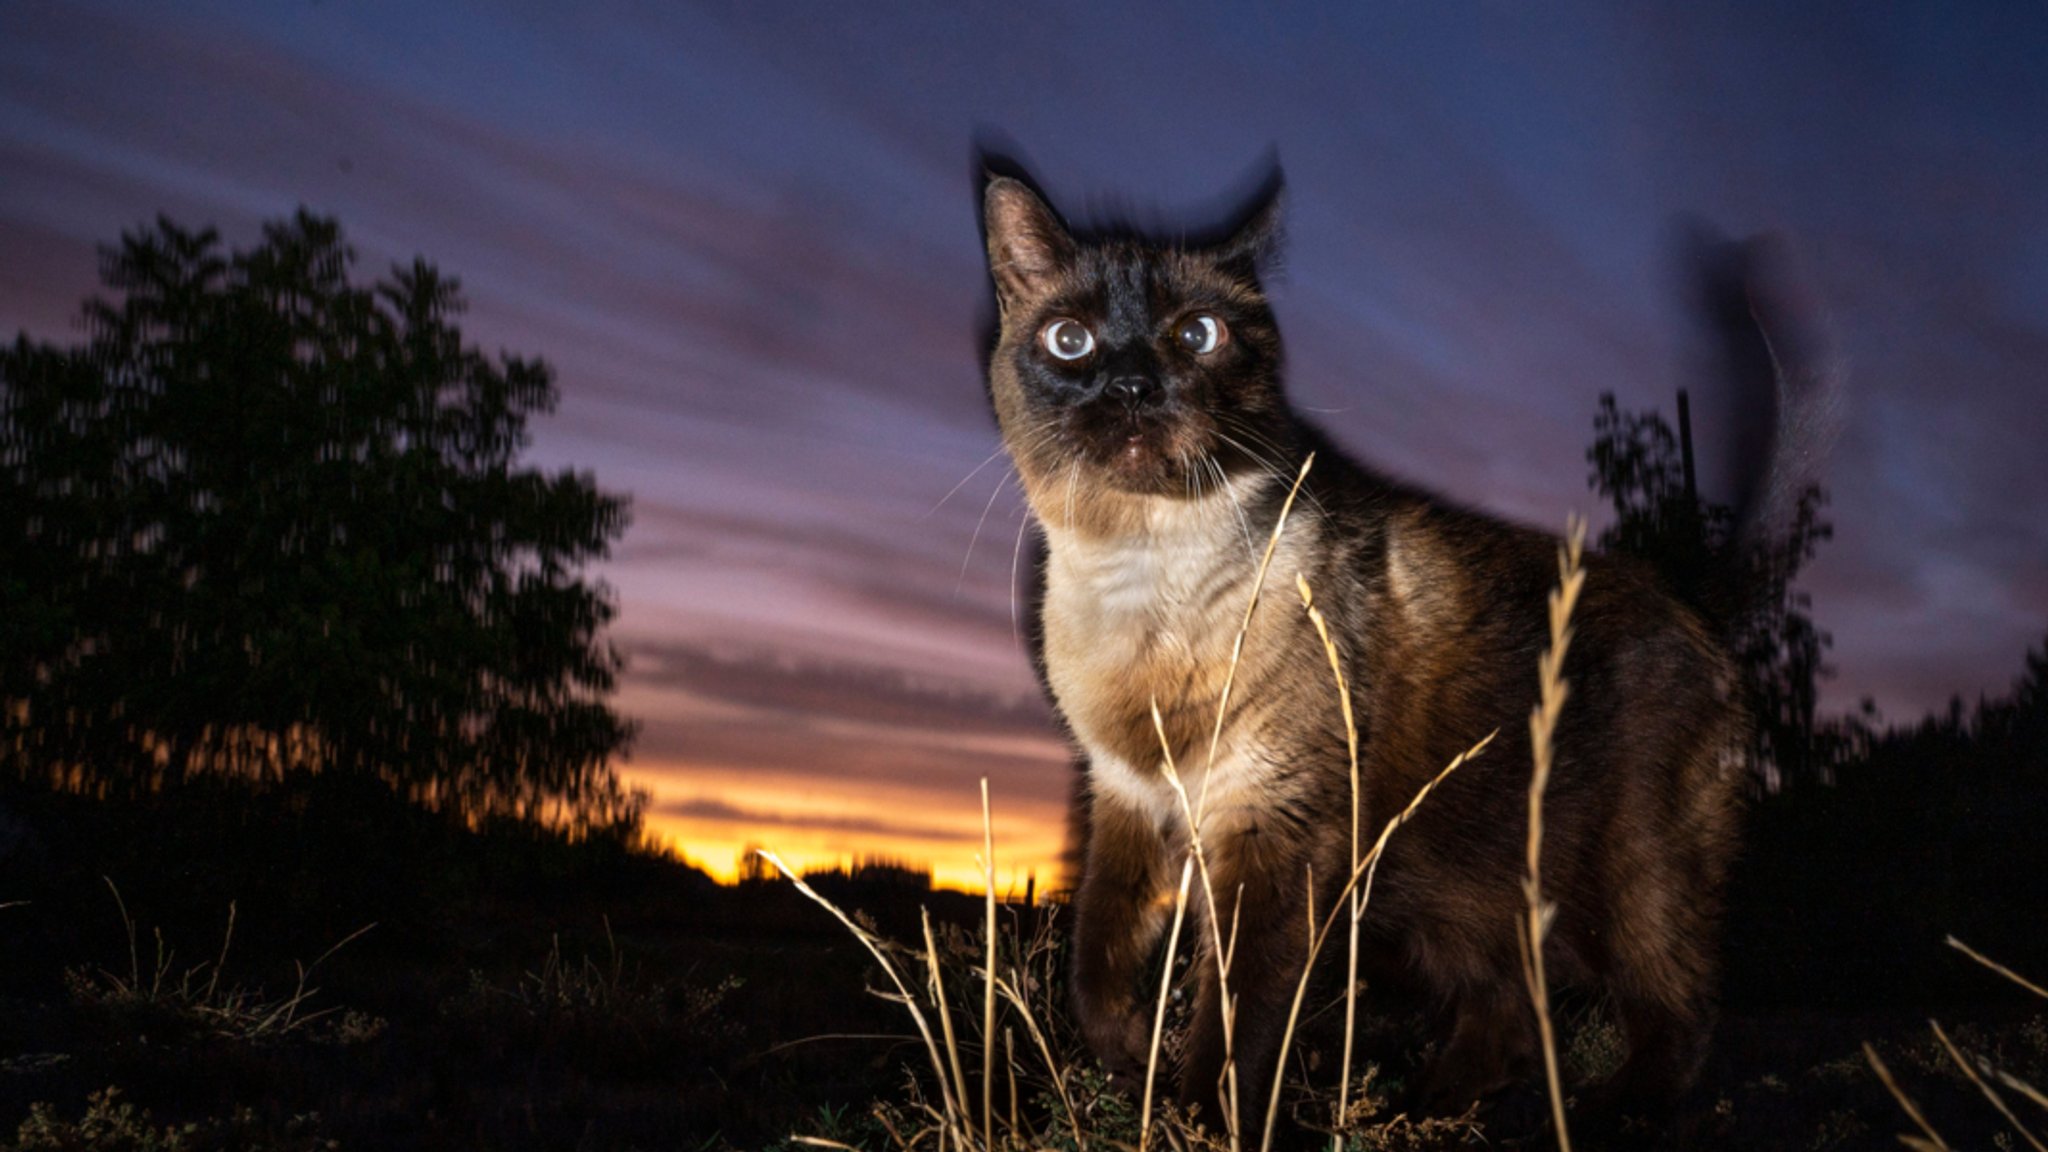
[978,167,1819,1128]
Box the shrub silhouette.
[1587,391,1832,785]
[1,211,636,826]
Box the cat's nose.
[1104,376,1160,409]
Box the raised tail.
[1678,223,1841,627]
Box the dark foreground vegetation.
[5,213,2045,1149]
[3,635,2046,1151]
[0,773,969,1150]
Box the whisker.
[1217,414,1295,465]
[1212,429,1284,484]
[1217,423,1329,519]
[923,445,1011,521]
[958,468,1015,595]
[1211,455,1257,559]
[1219,424,1293,476]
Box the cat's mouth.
[1071,406,1210,492]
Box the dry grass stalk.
[1197,452,1316,821]
[1864,949,2048,1152]
[754,849,969,1146]
[981,779,997,1145]
[1142,857,1198,1152]
[1005,1026,1019,1138]
[1519,515,1585,1151]
[1294,572,1363,1149]
[1258,731,1496,1152]
[1865,1042,1953,1152]
[1948,935,2048,1001]
[1928,1018,2046,1152]
[1996,1067,2048,1116]
[1157,450,1316,1148]
[1526,519,1588,1141]
[1922,941,2048,1142]
[991,966,1084,1150]
[922,909,975,1141]
[1154,702,1243,1146]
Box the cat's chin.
[1098,454,1199,497]
[1068,433,1164,492]
[1080,420,1216,495]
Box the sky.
[4,3,2045,888]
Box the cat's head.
[979,173,1290,525]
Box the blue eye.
[1043,319,1095,361]
[1178,314,1224,354]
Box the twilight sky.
[4,3,2044,887]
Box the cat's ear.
[1215,181,1286,283]
[983,176,1075,306]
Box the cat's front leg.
[1070,785,1173,1081]
[1176,810,1319,1134]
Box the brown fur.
[979,172,1766,1128]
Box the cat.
[977,166,1821,1132]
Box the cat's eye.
[1178,314,1225,355]
[1042,319,1095,361]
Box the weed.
[10,1087,197,1152]
[1808,1107,1867,1151]
[439,918,740,1041]
[6,1086,337,1152]
[63,880,374,1045]
[1326,1066,1483,1151]
[1562,1004,1626,1086]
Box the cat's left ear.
[983,175,1076,308]
[1216,182,1286,283]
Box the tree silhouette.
[1,211,637,825]
[1587,392,1832,785]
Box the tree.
[1586,392,1832,786]
[1,211,637,825]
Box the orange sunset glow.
[635,760,1070,892]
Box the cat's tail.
[1679,223,1841,629]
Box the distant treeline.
[1727,633,2048,1003]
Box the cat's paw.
[1077,1001,1153,1085]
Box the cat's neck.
[1034,465,1286,573]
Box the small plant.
[2022,1016,2048,1063]
[64,880,374,1044]
[6,1086,339,1152]
[1807,1107,1868,1152]
[1324,1065,1484,1152]
[10,1087,198,1152]
[440,918,740,1039]
[1563,1003,1626,1086]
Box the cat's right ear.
[983,176,1075,309]
[1215,174,1285,283]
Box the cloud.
[652,794,966,845]
[626,639,1056,739]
